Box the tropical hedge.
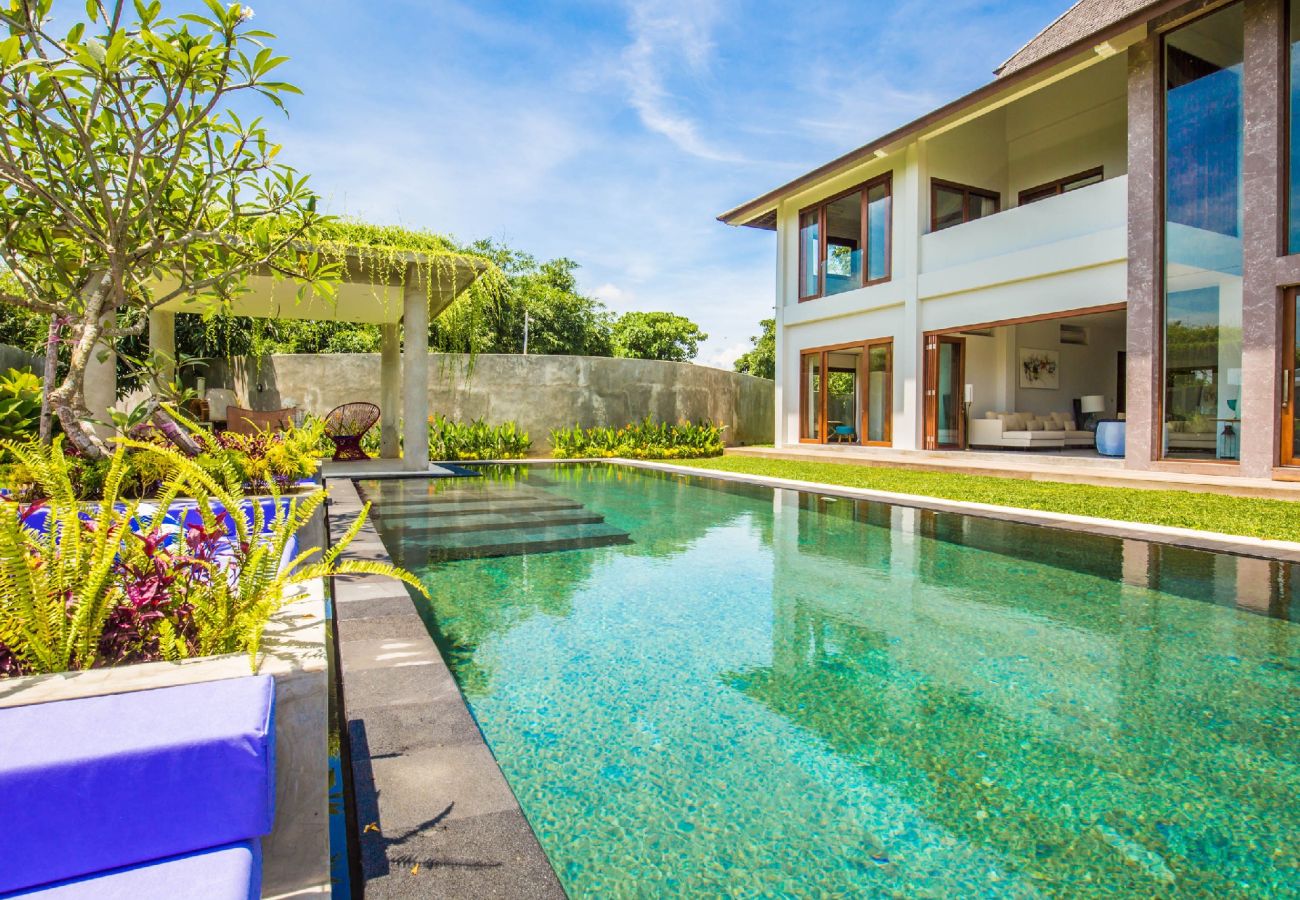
[550,418,725,460]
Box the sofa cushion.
[999,413,1027,431]
[1003,431,1065,442]
[7,842,260,900]
[1024,419,1045,431]
[984,411,1001,420]
[0,676,275,894]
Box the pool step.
[392,520,632,564]
[362,486,561,509]
[373,497,586,521]
[377,507,607,538]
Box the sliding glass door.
[1282,291,1300,466]
[924,335,966,450]
[799,340,892,445]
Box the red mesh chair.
[323,402,381,461]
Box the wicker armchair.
[323,402,381,461]
[227,406,296,436]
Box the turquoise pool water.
[359,465,1300,898]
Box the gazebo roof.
[153,246,491,325]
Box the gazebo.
[84,248,490,472]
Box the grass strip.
[670,455,1300,542]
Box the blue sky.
[252,0,1056,368]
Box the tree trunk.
[48,279,113,459]
[38,314,59,445]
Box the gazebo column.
[148,309,176,391]
[379,322,401,458]
[401,264,430,471]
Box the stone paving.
[325,477,566,899]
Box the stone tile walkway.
[325,477,565,900]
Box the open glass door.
[864,340,892,445]
[925,335,966,449]
[1282,290,1300,466]
[800,352,824,442]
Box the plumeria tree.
[0,0,334,456]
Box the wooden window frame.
[1283,289,1298,466]
[922,334,966,450]
[862,338,894,447]
[798,338,893,446]
[799,351,824,442]
[1018,166,1104,206]
[797,173,893,302]
[1155,8,1242,467]
[930,178,1001,233]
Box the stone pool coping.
[324,476,565,900]
[461,457,1300,563]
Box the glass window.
[931,181,1000,231]
[1163,3,1243,460]
[824,192,863,297]
[826,350,861,442]
[866,182,891,283]
[801,353,823,440]
[1291,0,1300,252]
[798,210,819,299]
[1019,168,1104,206]
[797,174,891,299]
[933,185,965,231]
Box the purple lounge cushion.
[1,841,261,900]
[0,676,275,894]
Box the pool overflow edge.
[324,475,567,900]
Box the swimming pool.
[358,464,1300,898]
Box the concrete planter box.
[0,581,331,898]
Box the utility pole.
[523,309,530,355]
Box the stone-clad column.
[401,264,430,472]
[1125,36,1162,470]
[1240,0,1286,478]
[379,322,401,459]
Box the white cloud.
[593,283,633,306]
[698,341,748,371]
[620,1,746,163]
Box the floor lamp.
[1081,395,1105,431]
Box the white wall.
[1005,55,1127,199]
[1010,318,1126,417]
[767,53,1129,450]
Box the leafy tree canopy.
[733,318,775,380]
[611,311,707,362]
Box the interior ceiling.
[956,306,1127,336]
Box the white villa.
[722,0,1300,483]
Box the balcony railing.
[919,175,1128,277]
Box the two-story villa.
[722,0,1300,482]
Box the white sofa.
[1164,418,1219,453]
[968,411,1094,450]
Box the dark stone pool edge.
[325,476,567,900]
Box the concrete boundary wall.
[209,353,774,448]
[0,343,43,374]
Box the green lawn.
[669,455,1300,542]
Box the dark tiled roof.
[996,0,1162,76]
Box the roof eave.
[718,4,1173,229]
